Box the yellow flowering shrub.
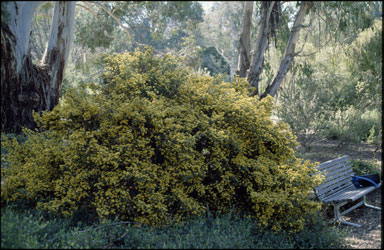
[1,48,323,232]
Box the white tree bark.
[237,1,253,78]
[230,21,239,80]
[3,1,44,72]
[261,2,312,99]
[1,1,76,132]
[247,1,275,96]
[41,1,76,110]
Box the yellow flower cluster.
[1,48,323,231]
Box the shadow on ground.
[297,136,382,249]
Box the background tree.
[276,7,382,148]
[241,1,312,98]
[199,2,244,79]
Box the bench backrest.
[315,155,354,201]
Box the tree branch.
[87,1,158,51]
[87,1,133,39]
[77,2,98,18]
[260,1,313,99]
[293,17,313,56]
[215,46,231,66]
[247,1,276,97]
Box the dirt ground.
[297,136,382,249]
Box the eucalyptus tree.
[1,1,203,132]
[237,1,381,99]
[237,1,254,78]
[236,1,311,98]
[1,1,76,132]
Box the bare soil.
[297,136,382,249]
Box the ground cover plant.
[1,203,347,249]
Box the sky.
[199,1,215,13]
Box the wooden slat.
[323,186,376,203]
[320,167,352,180]
[320,163,351,177]
[316,178,353,197]
[317,155,350,170]
[316,170,353,192]
[315,155,354,201]
[317,182,354,200]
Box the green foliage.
[322,108,381,142]
[1,205,119,249]
[277,61,332,140]
[313,1,381,43]
[345,19,382,111]
[351,160,381,178]
[199,46,230,76]
[287,212,347,249]
[1,133,27,170]
[1,48,322,232]
[75,1,203,52]
[2,207,44,249]
[1,205,346,249]
[74,8,116,52]
[278,19,382,144]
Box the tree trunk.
[41,1,76,110]
[237,1,253,78]
[230,21,239,80]
[1,1,76,132]
[260,1,312,99]
[246,1,275,96]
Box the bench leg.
[332,195,381,227]
[363,195,381,210]
[333,203,362,228]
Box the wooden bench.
[314,155,381,227]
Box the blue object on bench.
[352,174,380,188]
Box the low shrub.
[1,206,346,249]
[1,48,323,232]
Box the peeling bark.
[1,1,76,132]
[237,1,253,78]
[261,2,312,99]
[247,1,276,96]
[41,1,75,110]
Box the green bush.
[1,48,323,232]
[277,20,382,145]
[321,107,381,143]
[351,160,381,177]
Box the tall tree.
[260,1,312,99]
[1,1,203,132]
[246,1,279,97]
[1,1,76,132]
[237,1,253,77]
[237,1,312,99]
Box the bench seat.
[321,184,379,203]
[314,155,381,227]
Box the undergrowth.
[1,203,347,249]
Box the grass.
[1,203,347,249]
